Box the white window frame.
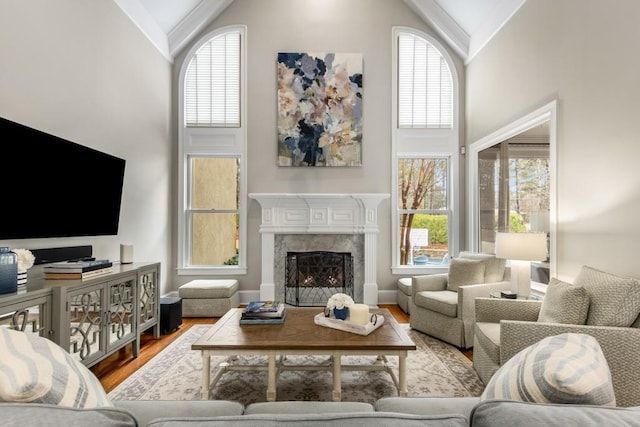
[391,26,460,275]
[177,25,248,275]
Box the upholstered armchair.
[473,265,640,408]
[409,251,510,349]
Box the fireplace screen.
[285,251,354,306]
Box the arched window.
[178,26,247,275]
[398,33,453,129]
[392,27,459,273]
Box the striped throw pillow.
[481,333,615,406]
[0,328,112,408]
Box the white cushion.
[480,333,615,406]
[0,328,112,408]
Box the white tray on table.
[313,312,385,336]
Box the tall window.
[178,26,247,275]
[392,27,458,273]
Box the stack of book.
[43,259,113,280]
[240,301,286,324]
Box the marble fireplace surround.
[249,193,389,306]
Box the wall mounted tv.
[1,116,126,240]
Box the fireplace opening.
[285,251,354,307]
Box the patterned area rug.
[108,324,484,405]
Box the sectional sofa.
[3,286,640,427]
[3,397,640,426]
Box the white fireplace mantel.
[249,193,389,306]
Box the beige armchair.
[409,251,510,349]
[474,266,640,407]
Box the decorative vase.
[333,307,349,320]
[0,247,18,295]
[17,269,27,286]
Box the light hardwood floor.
[92,304,471,393]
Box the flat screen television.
[1,116,126,240]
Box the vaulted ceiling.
[114,0,525,63]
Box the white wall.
[0,1,173,293]
[171,0,465,299]
[466,0,640,280]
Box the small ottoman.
[179,279,240,317]
[396,277,412,314]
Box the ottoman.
[179,279,240,317]
[396,277,412,314]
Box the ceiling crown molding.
[168,0,234,58]
[114,0,172,62]
[404,0,470,61]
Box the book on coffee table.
[239,310,287,325]
[242,302,286,318]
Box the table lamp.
[495,232,547,297]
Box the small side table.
[160,297,182,335]
[489,291,541,301]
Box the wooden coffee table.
[192,307,416,401]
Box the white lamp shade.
[495,232,547,261]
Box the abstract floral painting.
[277,52,363,167]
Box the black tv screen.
[1,116,126,240]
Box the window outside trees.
[392,27,458,272]
[478,139,550,281]
[398,158,449,266]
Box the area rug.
[108,324,484,405]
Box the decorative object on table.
[499,291,517,299]
[495,232,547,297]
[349,303,370,325]
[13,248,35,287]
[333,307,349,320]
[314,312,384,336]
[325,293,355,321]
[277,52,363,167]
[0,247,18,295]
[120,243,134,264]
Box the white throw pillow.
[0,328,113,408]
[481,333,615,406]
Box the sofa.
[3,397,640,426]
[3,311,640,426]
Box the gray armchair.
[474,295,640,407]
[409,251,510,349]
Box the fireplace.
[285,251,354,306]
[248,193,389,306]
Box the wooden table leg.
[332,353,342,401]
[201,350,211,399]
[266,353,277,401]
[398,352,408,396]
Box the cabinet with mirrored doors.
[0,262,160,367]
